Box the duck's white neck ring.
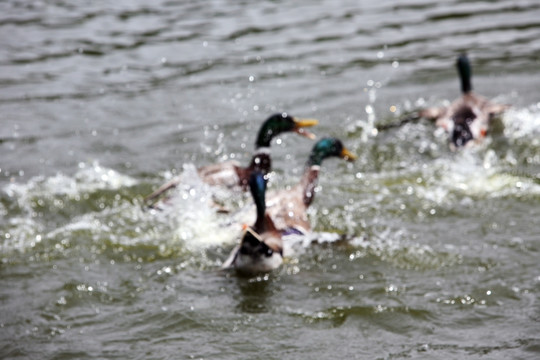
[255,147,271,155]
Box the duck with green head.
[144,113,318,207]
[222,171,283,273]
[420,53,509,149]
[265,137,356,236]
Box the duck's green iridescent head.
[307,137,357,167]
[255,113,318,148]
[457,53,472,94]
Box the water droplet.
[365,105,373,114]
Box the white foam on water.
[348,228,461,270]
[435,150,540,199]
[502,105,540,141]
[1,162,140,254]
[4,161,137,201]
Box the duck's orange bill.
[341,147,357,161]
[293,117,318,140]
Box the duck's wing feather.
[197,160,242,188]
[265,185,311,234]
[144,160,243,208]
[143,176,182,206]
[419,106,446,121]
[484,102,510,117]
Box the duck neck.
[307,151,326,168]
[247,147,271,174]
[251,183,267,232]
[458,58,473,94]
[255,123,276,148]
[254,204,266,231]
[300,165,320,207]
[460,71,472,94]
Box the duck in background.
[144,113,318,208]
[222,171,283,274]
[265,137,356,236]
[419,53,509,149]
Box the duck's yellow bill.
[293,117,318,139]
[340,147,357,161]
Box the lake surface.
[1,0,540,359]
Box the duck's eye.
[265,248,273,257]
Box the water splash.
[147,164,245,251]
[1,162,138,254]
[502,105,540,141]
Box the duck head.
[307,137,357,166]
[255,113,318,148]
[457,53,472,94]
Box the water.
[1,0,540,358]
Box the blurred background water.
[1,0,540,359]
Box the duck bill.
[340,147,357,161]
[293,117,318,139]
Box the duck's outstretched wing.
[143,176,182,207]
[376,111,428,132]
[485,102,510,117]
[419,107,445,121]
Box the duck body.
[265,137,356,235]
[144,113,317,206]
[222,171,284,274]
[265,167,317,235]
[420,54,508,148]
[222,226,283,273]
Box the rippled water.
[1,0,540,359]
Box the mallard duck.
[420,53,509,148]
[144,113,318,206]
[222,171,283,273]
[265,137,357,235]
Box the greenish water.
[1,0,540,359]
